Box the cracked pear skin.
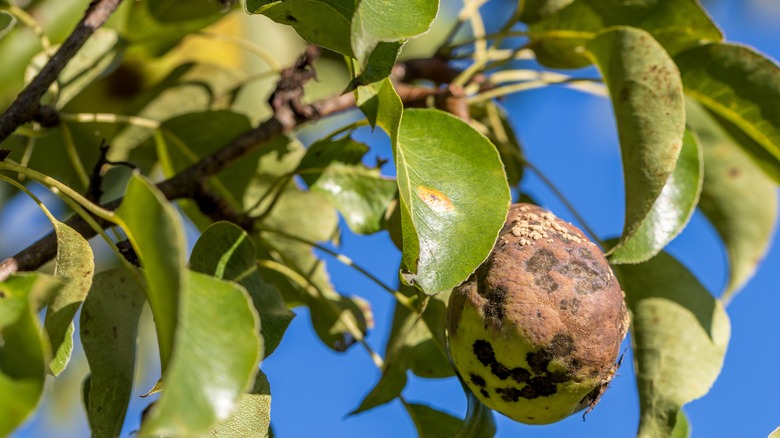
[447,203,629,425]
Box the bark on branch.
[0,49,464,281]
[0,0,124,143]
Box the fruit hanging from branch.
[447,203,630,424]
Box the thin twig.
[0,0,124,143]
[0,54,459,281]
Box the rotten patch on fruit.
[447,203,630,425]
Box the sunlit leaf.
[0,11,16,40]
[609,130,702,264]
[528,0,721,68]
[396,108,510,294]
[190,221,294,356]
[350,0,439,70]
[671,410,691,438]
[115,173,187,369]
[195,371,272,437]
[0,273,63,437]
[356,77,403,144]
[298,136,397,234]
[244,139,369,352]
[44,220,95,375]
[686,99,778,302]
[351,41,403,86]
[140,271,262,436]
[405,402,464,438]
[675,42,780,184]
[81,268,146,437]
[619,252,730,438]
[586,27,685,257]
[769,427,780,438]
[245,0,355,56]
[353,286,452,413]
[25,29,124,108]
[453,384,496,438]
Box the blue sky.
[7,1,780,437]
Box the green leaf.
[396,108,510,294]
[586,27,685,257]
[0,11,16,40]
[0,273,64,437]
[298,136,398,234]
[356,77,403,144]
[140,271,262,436]
[405,403,464,438]
[245,0,355,56]
[43,220,95,376]
[25,28,124,108]
[619,252,730,438]
[155,110,255,228]
[115,173,187,370]
[112,64,241,161]
[519,0,574,24]
[351,0,438,73]
[671,410,691,438]
[453,385,496,438]
[80,268,146,438]
[247,141,372,352]
[124,1,226,56]
[528,0,722,68]
[351,41,404,86]
[686,98,779,302]
[470,102,525,186]
[190,221,295,357]
[353,286,452,413]
[609,129,702,264]
[675,42,780,184]
[148,0,227,23]
[256,245,372,352]
[195,371,272,437]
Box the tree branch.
[0,0,124,143]
[0,51,461,282]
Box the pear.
[447,203,629,424]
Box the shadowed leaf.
[528,0,721,68]
[190,221,294,357]
[353,285,452,413]
[44,219,95,376]
[81,268,146,437]
[586,27,685,257]
[0,274,63,436]
[115,173,187,369]
[609,130,702,264]
[686,98,778,302]
[619,252,729,438]
[675,42,780,184]
[406,403,464,438]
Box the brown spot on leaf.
[416,186,454,214]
